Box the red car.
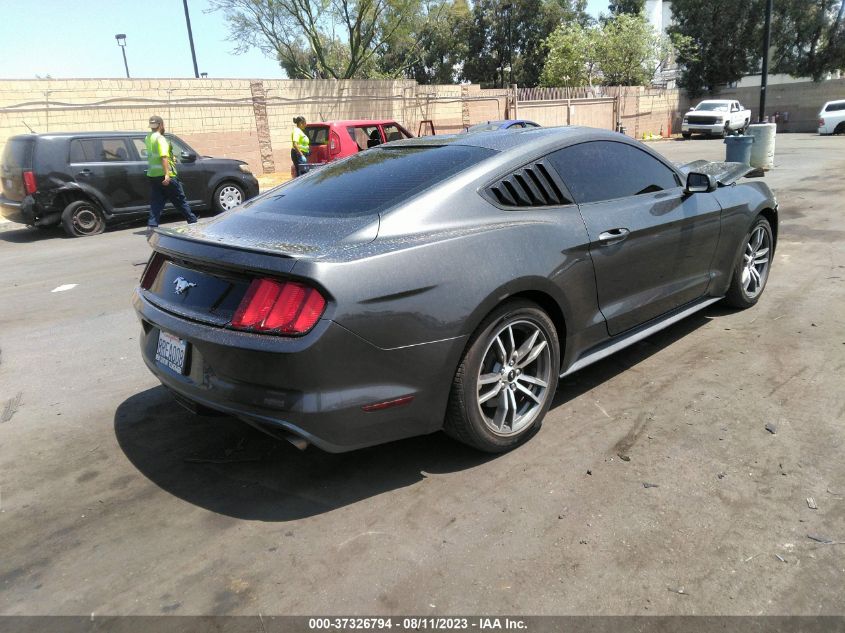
[294,120,414,175]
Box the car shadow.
[550,308,720,409]
[114,387,496,522]
[115,305,727,522]
[0,216,198,243]
[0,225,63,243]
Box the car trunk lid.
[157,203,379,259]
[1,137,35,202]
[140,201,377,324]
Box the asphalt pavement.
[0,133,844,616]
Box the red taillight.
[140,252,165,290]
[231,279,326,335]
[329,131,341,156]
[819,118,825,127]
[22,171,37,195]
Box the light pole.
[503,3,513,86]
[115,34,130,78]
[183,0,200,78]
[758,0,773,123]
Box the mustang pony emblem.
[173,276,197,295]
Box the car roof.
[10,131,167,140]
[386,125,627,154]
[306,119,400,127]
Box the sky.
[0,0,608,80]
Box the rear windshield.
[466,123,501,132]
[825,102,845,112]
[2,138,34,169]
[254,145,495,217]
[305,126,329,146]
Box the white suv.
[818,100,845,135]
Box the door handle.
[597,228,630,244]
[77,169,92,177]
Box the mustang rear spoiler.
[677,160,764,186]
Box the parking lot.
[1,133,844,616]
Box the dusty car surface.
[1,132,259,236]
[135,127,777,453]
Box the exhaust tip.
[240,418,310,451]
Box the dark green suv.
[1,132,259,237]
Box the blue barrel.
[724,135,754,164]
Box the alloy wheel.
[476,319,552,437]
[741,225,771,298]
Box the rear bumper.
[0,195,35,224]
[133,289,464,452]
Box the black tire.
[834,122,845,135]
[61,200,106,237]
[681,132,692,139]
[724,216,774,309]
[444,300,560,453]
[213,181,245,214]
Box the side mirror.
[685,171,717,194]
[180,151,197,163]
[688,106,695,111]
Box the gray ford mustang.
[134,127,777,453]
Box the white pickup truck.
[682,100,751,138]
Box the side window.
[382,124,407,142]
[168,136,187,162]
[69,139,96,163]
[100,138,131,162]
[826,102,845,112]
[347,126,381,151]
[547,141,680,204]
[69,138,131,162]
[132,138,148,159]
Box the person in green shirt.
[145,115,197,230]
[291,116,310,177]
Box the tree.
[595,13,667,85]
[772,0,845,81]
[462,0,590,88]
[540,23,599,86]
[208,0,421,79]
[668,0,765,96]
[542,12,673,87]
[375,0,472,83]
[608,0,644,15]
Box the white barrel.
[747,123,776,170]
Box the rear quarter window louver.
[487,161,571,207]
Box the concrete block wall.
[711,77,845,132]
[0,78,514,173]
[1,78,722,177]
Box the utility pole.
[758,0,773,123]
[183,0,200,78]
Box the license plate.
[155,330,188,374]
